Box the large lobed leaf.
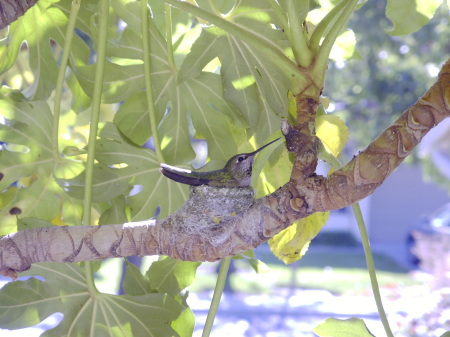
[0,262,183,336]
[178,0,292,143]
[0,88,84,234]
[146,256,201,296]
[123,259,197,337]
[0,0,92,100]
[385,0,443,35]
[96,123,189,220]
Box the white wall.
[368,163,450,244]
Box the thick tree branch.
[310,59,450,211]
[0,0,39,29]
[1,59,449,278]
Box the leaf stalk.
[286,0,313,67]
[52,0,81,161]
[201,257,232,337]
[325,151,394,337]
[82,0,110,293]
[165,4,178,72]
[309,0,347,53]
[267,0,290,37]
[352,203,394,337]
[313,0,359,82]
[141,0,165,162]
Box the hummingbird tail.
[160,164,209,186]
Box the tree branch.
[0,0,39,29]
[1,59,449,278]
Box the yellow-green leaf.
[314,317,375,337]
[316,114,349,158]
[269,212,330,264]
[253,137,290,197]
[330,30,362,61]
[386,0,443,35]
[288,90,297,121]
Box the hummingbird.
[160,138,281,188]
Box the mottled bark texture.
[0,0,38,29]
[1,59,450,278]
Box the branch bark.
[0,0,39,29]
[1,59,449,278]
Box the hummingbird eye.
[237,156,246,163]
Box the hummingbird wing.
[160,163,211,186]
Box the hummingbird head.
[225,138,281,187]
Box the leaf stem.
[141,0,165,162]
[201,257,232,337]
[352,203,394,337]
[52,0,81,160]
[82,0,110,293]
[285,0,313,67]
[206,0,221,16]
[309,0,347,53]
[323,150,393,336]
[163,0,307,92]
[313,0,358,83]
[165,4,178,72]
[267,0,289,34]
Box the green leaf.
[277,0,315,22]
[181,73,239,161]
[313,317,375,337]
[75,17,172,104]
[440,332,450,337]
[0,0,91,100]
[92,123,189,220]
[178,1,292,142]
[178,26,225,81]
[234,251,270,274]
[75,62,146,104]
[330,30,362,61]
[146,256,201,296]
[17,217,53,231]
[85,5,249,165]
[122,260,154,296]
[171,305,195,337]
[60,164,132,203]
[98,196,129,225]
[62,145,87,156]
[110,0,142,32]
[0,263,182,336]
[0,88,84,233]
[66,71,92,113]
[253,138,291,197]
[386,0,443,35]
[0,90,53,190]
[269,212,330,264]
[113,92,151,146]
[0,277,59,329]
[122,260,196,337]
[148,0,194,49]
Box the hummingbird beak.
[249,137,281,155]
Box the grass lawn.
[94,234,418,296]
[188,241,417,295]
